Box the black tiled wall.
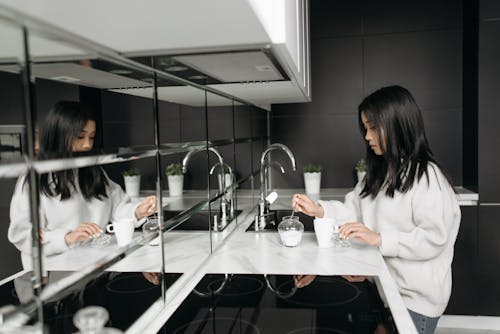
[271,0,463,188]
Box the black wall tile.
[159,100,181,144]
[271,114,364,188]
[481,0,500,19]
[180,105,206,142]
[251,110,267,138]
[421,108,462,184]
[207,105,233,141]
[311,38,363,113]
[235,142,252,188]
[363,0,462,34]
[363,30,462,111]
[310,0,363,39]
[0,71,24,124]
[234,105,251,139]
[35,78,79,122]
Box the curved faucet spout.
[259,143,296,203]
[182,147,226,194]
[260,143,296,171]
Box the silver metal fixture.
[209,161,235,224]
[255,143,296,231]
[182,147,229,231]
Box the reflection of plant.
[158,56,176,67]
[122,168,140,177]
[355,159,366,172]
[166,163,182,176]
[303,164,322,173]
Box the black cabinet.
[445,205,478,315]
[478,205,500,315]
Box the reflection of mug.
[313,217,336,248]
[106,219,135,246]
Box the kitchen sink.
[164,209,242,232]
[246,210,314,232]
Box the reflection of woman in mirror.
[8,101,156,269]
[293,86,460,334]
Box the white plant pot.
[304,172,321,195]
[357,171,366,183]
[218,173,233,196]
[167,175,184,197]
[123,175,141,197]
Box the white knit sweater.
[8,172,142,270]
[318,163,461,317]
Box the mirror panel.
[0,8,272,332]
[0,18,42,329]
[21,27,171,332]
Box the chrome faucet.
[209,161,235,221]
[256,143,296,230]
[182,147,229,231]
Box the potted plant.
[303,164,322,195]
[122,168,141,197]
[355,159,366,183]
[166,163,183,197]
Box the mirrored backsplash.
[0,10,268,332]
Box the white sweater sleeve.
[8,177,34,256]
[379,167,461,260]
[8,177,71,257]
[318,181,363,223]
[106,176,144,227]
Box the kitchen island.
[37,187,477,333]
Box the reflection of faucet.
[256,143,296,231]
[182,147,229,231]
[209,162,235,220]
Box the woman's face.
[72,120,96,152]
[361,112,384,155]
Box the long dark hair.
[358,85,451,198]
[38,101,108,201]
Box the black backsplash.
[271,0,464,188]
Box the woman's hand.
[64,222,102,245]
[294,275,317,288]
[142,272,161,285]
[135,195,157,220]
[342,275,367,282]
[338,222,381,246]
[292,194,324,218]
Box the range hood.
[172,50,286,83]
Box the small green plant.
[355,159,366,172]
[122,168,141,177]
[303,164,322,173]
[166,163,183,176]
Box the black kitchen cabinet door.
[478,205,500,315]
[445,205,478,315]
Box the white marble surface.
[130,190,418,334]
[39,188,439,334]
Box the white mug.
[106,219,135,247]
[313,217,336,248]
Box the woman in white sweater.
[8,101,156,270]
[293,86,461,334]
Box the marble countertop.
[43,187,463,334]
[127,190,418,334]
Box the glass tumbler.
[73,305,109,333]
[278,216,304,247]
